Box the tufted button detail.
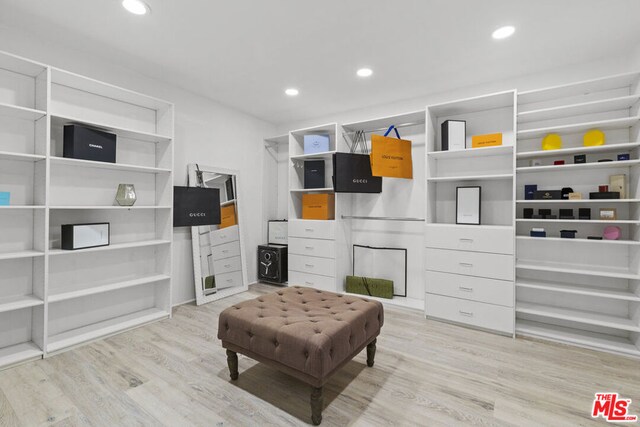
[330,311,336,315]
[277,292,283,295]
[304,308,310,312]
[258,298,264,302]
[302,301,307,304]
[336,317,342,321]
[314,328,321,333]
[258,314,264,318]
[274,340,279,347]
[247,331,253,338]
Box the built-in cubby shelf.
[517,116,640,139]
[0,49,174,370]
[516,141,640,159]
[516,278,640,301]
[517,260,640,280]
[517,159,640,173]
[516,236,640,245]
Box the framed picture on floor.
[456,186,481,225]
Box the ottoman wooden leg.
[366,338,377,367]
[310,386,323,425]
[226,349,239,380]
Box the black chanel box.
[579,208,591,220]
[538,209,552,217]
[559,209,574,219]
[523,208,534,219]
[534,190,562,200]
[304,160,325,189]
[589,192,621,199]
[63,125,116,163]
[574,154,586,164]
[560,230,577,238]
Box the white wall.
[0,26,276,306]
[270,52,639,301]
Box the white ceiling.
[1,0,639,125]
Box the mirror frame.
[187,163,249,305]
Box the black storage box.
[61,223,110,250]
[304,160,325,189]
[589,192,621,199]
[63,125,117,163]
[173,187,221,227]
[559,209,574,219]
[579,208,591,220]
[560,230,577,238]
[534,190,562,200]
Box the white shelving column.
[0,51,48,369]
[515,72,640,357]
[44,68,174,354]
[425,91,517,335]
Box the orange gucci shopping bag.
[370,125,413,179]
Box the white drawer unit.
[426,271,513,307]
[209,225,240,247]
[211,241,241,261]
[426,294,514,334]
[289,237,335,259]
[289,254,336,278]
[425,224,514,255]
[425,248,514,281]
[289,220,335,241]
[289,270,336,292]
[213,256,242,275]
[216,270,244,290]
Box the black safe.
[63,124,117,163]
[304,160,325,189]
[258,244,287,284]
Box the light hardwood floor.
[0,283,638,426]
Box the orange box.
[471,133,502,148]
[220,203,237,229]
[302,193,335,220]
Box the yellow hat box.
[541,133,562,151]
[584,129,605,147]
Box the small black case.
[63,125,117,163]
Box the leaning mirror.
[188,164,248,305]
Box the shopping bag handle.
[384,125,401,139]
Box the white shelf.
[516,219,640,225]
[517,159,640,173]
[342,109,426,132]
[516,142,640,160]
[49,274,170,303]
[516,199,640,204]
[264,134,289,145]
[47,308,168,353]
[51,114,172,144]
[0,342,43,369]
[0,151,46,162]
[50,156,171,174]
[0,205,46,210]
[290,188,334,193]
[0,102,46,121]
[517,116,640,139]
[516,320,640,357]
[516,278,640,302]
[49,239,170,256]
[516,260,640,280]
[0,51,47,77]
[49,206,171,210]
[0,250,44,261]
[344,292,424,311]
[517,236,640,245]
[427,173,512,182]
[428,145,513,159]
[517,95,640,123]
[516,302,640,332]
[426,223,514,230]
[290,151,336,161]
[0,295,43,313]
[220,199,236,207]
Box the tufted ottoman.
[217,286,384,425]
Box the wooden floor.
[0,283,638,426]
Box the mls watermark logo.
[592,393,638,422]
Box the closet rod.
[342,121,425,137]
[341,215,425,222]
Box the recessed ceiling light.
[492,25,515,40]
[122,0,150,15]
[285,88,299,96]
[357,68,373,78]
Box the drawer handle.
[459,238,474,243]
[220,235,226,238]
[459,262,473,268]
[305,263,314,268]
[459,286,474,292]
[222,250,229,253]
[459,310,474,317]
[224,264,231,268]
[305,281,314,286]
[305,246,314,250]
[226,279,234,282]
[305,228,314,232]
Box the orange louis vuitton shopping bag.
[370,125,413,179]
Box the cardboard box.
[609,174,627,199]
[302,193,335,220]
[303,134,330,154]
[0,192,9,206]
[220,203,237,229]
[471,133,502,148]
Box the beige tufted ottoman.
[217,286,384,425]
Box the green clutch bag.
[346,275,393,299]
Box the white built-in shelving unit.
[0,50,173,369]
[424,91,517,335]
[515,72,640,357]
